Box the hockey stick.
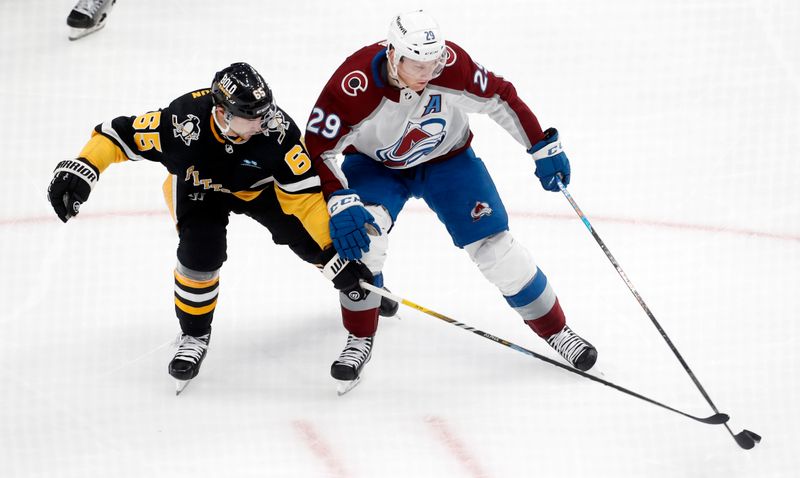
[555,178,760,449]
[359,281,728,426]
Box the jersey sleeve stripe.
[274,176,321,192]
[248,176,275,189]
[99,120,149,161]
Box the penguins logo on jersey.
[172,114,201,146]
[376,118,447,167]
[341,70,368,97]
[262,109,289,144]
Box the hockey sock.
[523,298,566,338]
[504,267,566,338]
[174,268,219,337]
[338,268,381,337]
[341,306,379,337]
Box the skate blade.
[175,379,191,395]
[68,23,106,41]
[335,377,361,396]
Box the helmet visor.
[399,46,446,75]
[224,103,277,139]
[396,51,447,89]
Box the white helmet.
[386,10,447,81]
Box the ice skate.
[546,325,597,371]
[331,334,373,395]
[67,0,116,41]
[169,332,210,395]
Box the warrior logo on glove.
[47,158,98,223]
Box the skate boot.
[169,332,210,395]
[546,325,597,371]
[331,333,373,395]
[67,0,116,40]
[379,289,399,318]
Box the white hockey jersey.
[305,41,545,198]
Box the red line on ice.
[291,420,350,478]
[3,207,797,243]
[425,415,491,478]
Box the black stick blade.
[734,430,761,450]
[699,413,729,424]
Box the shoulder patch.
[445,45,457,67]
[172,114,201,146]
[264,109,290,144]
[341,70,368,97]
[191,89,211,99]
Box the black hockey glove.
[321,252,374,301]
[47,158,98,223]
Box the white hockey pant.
[463,231,557,321]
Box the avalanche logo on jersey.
[341,70,368,97]
[263,109,289,144]
[470,201,493,221]
[376,118,447,167]
[172,114,201,146]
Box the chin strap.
[385,50,408,89]
[211,106,248,144]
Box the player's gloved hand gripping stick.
[321,252,373,302]
[530,128,570,192]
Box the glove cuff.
[53,158,99,191]
[321,252,348,281]
[327,189,364,216]
[528,128,562,160]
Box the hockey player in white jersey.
[305,10,598,391]
[67,0,116,40]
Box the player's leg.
[423,149,597,371]
[324,154,411,381]
[238,184,335,265]
[237,182,381,383]
[163,176,228,383]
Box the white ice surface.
[1,1,799,477]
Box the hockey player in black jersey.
[47,62,386,394]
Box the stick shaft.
[360,282,726,425]
[555,179,722,413]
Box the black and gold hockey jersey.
[77,88,331,249]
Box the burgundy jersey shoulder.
[306,42,395,198]
[433,40,545,145]
[430,40,477,91]
[313,42,391,126]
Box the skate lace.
[336,335,372,367]
[173,334,209,364]
[73,0,103,15]
[547,327,588,365]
